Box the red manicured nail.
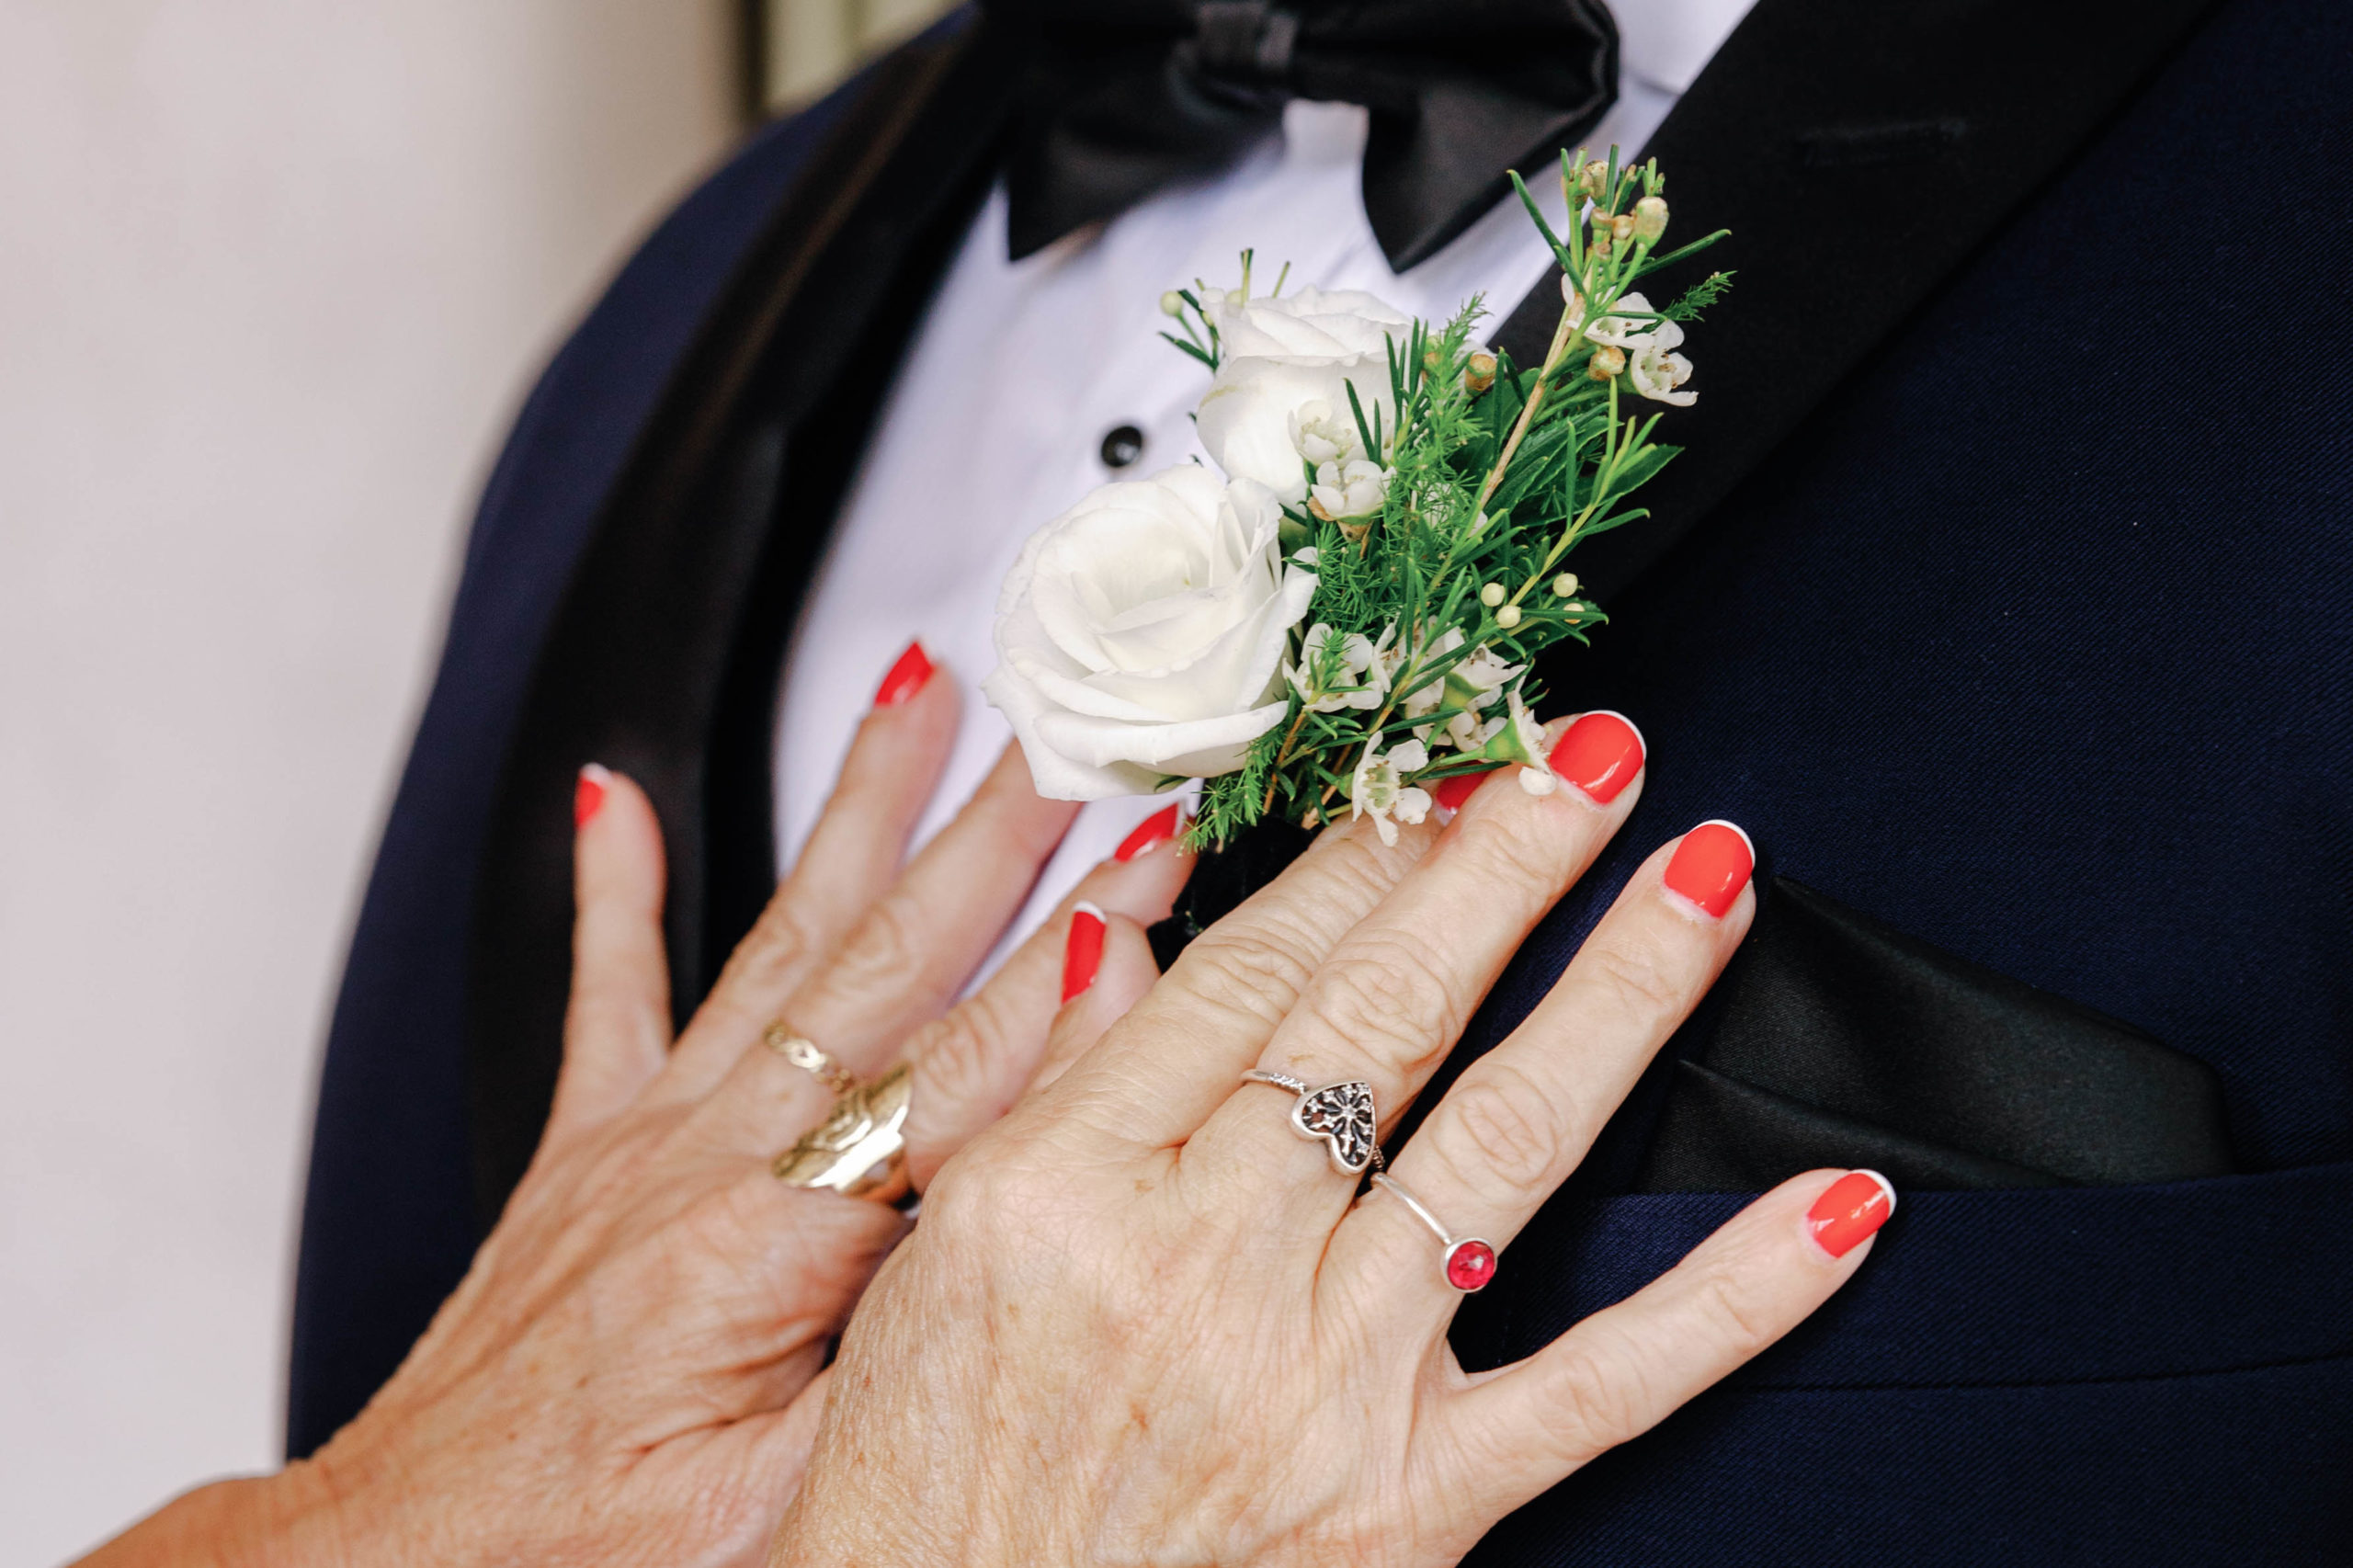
[1662,819,1754,918]
[1807,1170,1896,1257]
[1115,802,1184,862]
[574,764,609,828]
[1548,710,1645,804]
[1432,768,1497,812]
[873,640,934,707]
[1062,903,1107,1002]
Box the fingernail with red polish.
[1432,768,1497,812]
[1062,903,1107,1003]
[574,763,609,828]
[1548,710,1645,805]
[1115,802,1184,862]
[1662,819,1754,919]
[1807,1169,1896,1258]
[873,640,934,708]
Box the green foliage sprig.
[1187,150,1728,850]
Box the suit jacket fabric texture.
[290,0,2353,1558]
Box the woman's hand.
[774,715,1893,1567]
[78,648,1193,1568]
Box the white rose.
[983,465,1319,801]
[1195,287,1410,504]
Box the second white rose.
[983,465,1318,801]
[1194,286,1410,505]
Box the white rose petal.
[985,466,1318,800]
[1196,286,1411,504]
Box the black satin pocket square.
[1637,879,2236,1191]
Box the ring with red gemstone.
[1367,1172,1497,1293]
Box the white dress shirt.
[773,0,1756,974]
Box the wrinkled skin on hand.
[76,661,1191,1568]
[777,725,1881,1568]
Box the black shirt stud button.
[1100,424,1146,469]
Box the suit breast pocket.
[1459,1167,2353,1568]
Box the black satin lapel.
[1493,0,2223,603]
[462,18,1020,1224]
[1638,879,2236,1191]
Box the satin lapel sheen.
[464,17,1017,1221]
[1495,0,2222,603]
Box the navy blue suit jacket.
[290,1,2353,1559]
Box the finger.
[1436,1168,1893,1522]
[900,846,1186,1187]
[1187,713,1645,1205]
[548,765,672,1137]
[760,741,1080,1074]
[744,1364,836,1514]
[657,648,960,1096]
[1334,822,1755,1312]
[654,739,1077,1167]
[1045,804,1435,1156]
[681,824,1191,1178]
[1031,906,1162,1092]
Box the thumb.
[549,764,673,1138]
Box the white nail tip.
[1696,817,1756,861]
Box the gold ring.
[763,1022,860,1096]
[772,1062,913,1203]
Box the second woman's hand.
[75,642,1193,1568]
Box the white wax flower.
[1196,286,1410,504]
[1287,399,1362,467]
[1628,323,1697,405]
[1287,622,1391,713]
[984,465,1318,800]
[1582,290,1663,347]
[1475,689,1556,790]
[1436,645,1527,748]
[1349,737,1433,846]
[1308,459,1390,523]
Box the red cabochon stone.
[1445,1239,1496,1292]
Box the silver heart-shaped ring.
[1241,1069,1384,1176]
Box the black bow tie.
[985,0,1620,272]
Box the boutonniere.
[985,149,1727,851]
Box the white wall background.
[0,6,739,1561]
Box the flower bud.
[1580,159,1610,200]
[1159,290,1186,317]
[1631,196,1668,244]
[1495,604,1523,630]
[1588,227,1613,259]
[1610,212,1636,244]
[1463,349,1497,393]
[1551,572,1580,597]
[1587,346,1626,381]
[1479,582,1506,608]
